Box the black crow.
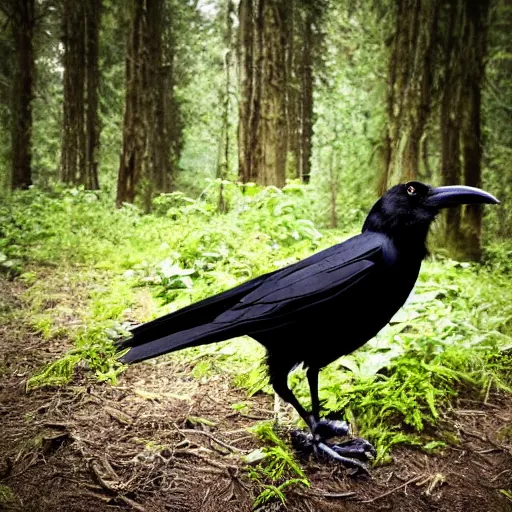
[117,181,499,471]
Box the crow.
[117,181,499,471]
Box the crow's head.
[363,181,499,248]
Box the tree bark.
[117,0,168,210]
[10,0,35,190]
[460,0,490,260]
[238,0,287,188]
[299,6,314,184]
[379,0,440,194]
[440,0,463,248]
[85,0,101,190]
[117,0,145,206]
[61,0,101,189]
[237,0,253,184]
[440,0,490,260]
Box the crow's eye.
[407,185,416,196]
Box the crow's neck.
[363,217,432,261]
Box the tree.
[441,0,491,259]
[238,0,287,188]
[217,0,235,212]
[61,0,101,189]
[117,0,170,210]
[379,0,491,259]
[285,1,325,184]
[379,0,441,194]
[2,0,36,190]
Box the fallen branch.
[360,474,425,503]
[177,428,248,453]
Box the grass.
[1,182,512,505]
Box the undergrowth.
[1,182,512,506]
[245,422,309,508]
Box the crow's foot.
[290,429,375,475]
[309,418,350,439]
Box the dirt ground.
[1,275,511,512]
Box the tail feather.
[118,269,279,351]
[118,323,242,364]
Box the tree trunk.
[85,0,101,190]
[61,0,101,189]
[117,0,167,210]
[237,0,253,184]
[217,0,234,212]
[379,0,440,194]
[11,0,35,190]
[117,0,146,206]
[440,0,463,249]
[299,6,314,184]
[460,0,490,260]
[238,0,287,188]
[328,148,337,228]
[441,0,490,260]
[162,3,182,193]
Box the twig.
[484,377,493,404]
[177,428,248,453]
[490,468,512,482]
[173,461,225,476]
[119,495,146,511]
[453,410,486,416]
[91,461,120,492]
[486,433,511,457]
[294,489,357,500]
[360,474,425,503]
[318,491,357,499]
[174,449,238,473]
[459,428,486,442]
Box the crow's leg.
[302,367,376,473]
[306,367,350,439]
[271,364,375,474]
[271,370,312,429]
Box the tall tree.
[379,0,441,194]
[117,0,171,210]
[238,0,287,188]
[3,0,36,190]
[237,0,254,185]
[61,0,101,189]
[298,4,314,184]
[285,1,325,184]
[85,0,101,190]
[441,0,491,259]
[217,0,235,212]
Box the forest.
[0,0,511,510]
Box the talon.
[331,438,376,461]
[291,428,375,475]
[313,419,350,439]
[317,441,371,475]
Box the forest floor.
[1,272,511,512]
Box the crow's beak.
[425,185,500,208]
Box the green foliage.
[246,422,309,508]
[2,184,321,389]
[2,184,511,472]
[0,485,15,506]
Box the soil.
[0,275,511,512]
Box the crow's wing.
[214,232,387,326]
[118,268,282,350]
[118,232,390,363]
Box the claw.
[291,428,375,475]
[331,437,377,460]
[315,441,371,475]
[312,419,350,439]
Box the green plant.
[246,422,309,507]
